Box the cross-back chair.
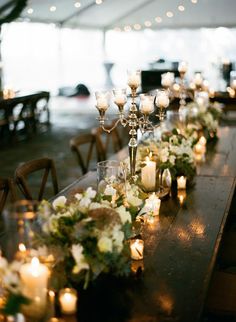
[14,158,59,201]
[70,133,106,175]
[91,120,123,158]
[0,178,17,214]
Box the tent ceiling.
[19,0,236,30]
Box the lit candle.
[161,72,174,88]
[177,176,187,190]
[194,73,203,87]
[20,257,49,318]
[178,61,188,74]
[141,156,156,191]
[155,91,169,108]
[199,136,207,147]
[114,91,126,106]
[144,193,161,216]
[95,92,109,111]
[127,71,141,89]
[140,95,154,114]
[59,288,77,315]
[195,142,205,154]
[15,243,28,261]
[130,239,144,260]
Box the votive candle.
[130,239,144,260]
[177,176,187,190]
[59,288,77,315]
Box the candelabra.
[95,71,169,179]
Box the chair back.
[70,133,105,175]
[0,178,17,214]
[14,158,59,201]
[92,121,123,157]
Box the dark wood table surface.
[51,125,236,322]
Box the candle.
[96,96,109,110]
[178,61,188,74]
[59,288,77,315]
[130,239,144,260]
[140,95,154,114]
[141,156,156,191]
[173,83,180,92]
[194,73,203,87]
[155,91,169,108]
[199,136,207,147]
[231,79,236,90]
[177,176,187,190]
[113,89,127,108]
[145,193,161,216]
[195,142,205,154]
[20,257,49,318]
[127,71,141,89]
[161,72,174,88]
[15,243,29,261]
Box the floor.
[0,96,104,200]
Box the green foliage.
[1,293,30,316]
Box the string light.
[155,16,162,23]
[191,0,198,3]
[27,8,33,14]
[50,6,56,12]
[124,25,132,32]
[96,0,103,4]
[74,2,81,8]
[144,20,152,27]
[133,24,141,30]
[166,11,174,18]
[178,5,185,11]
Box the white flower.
[97,236,112,253]
[44,214,59,234]
[3,271,20,293]
[112,226,124,253]
[79,197,92,209]
[52,196,67,210]
[160,147,169,163]
[75,193,83,201]
[85,187,96,199]
[116,206,131,224]
[104,185,117,196]
[89,202,103,210]
[169,155,176,165]
[71,244,89,274]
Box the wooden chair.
[0,178,17,214]
[91,121,123,158]
[70,133,106,175]
[14,158,59,201]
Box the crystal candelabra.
[95,70,170,179]
[178,61,188,109]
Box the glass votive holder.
[97,160,125,193]
[130,239,144,260]
[59,288,78,315]
[177,176,187,190]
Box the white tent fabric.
[19,0,236,30]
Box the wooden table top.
[51,125,236,322]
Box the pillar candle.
[20,257,49,318]
[141,157,156,191]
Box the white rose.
[126,191,143,207]
[71,244,89,274]
[97,236,112,253]
[79,197,92,209]
[89,202,103,210]
[112,227,124,253]
[116,205,131,224]
[75,193,83,201]
[52,196,67,210]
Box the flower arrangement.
[0,257,29,316]
[186,101,222,140]
[33,186,146,290]
[138,129,196,181]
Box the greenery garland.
[0,0,27,25]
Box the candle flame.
[49,290,55,298]
[19,243,26,252]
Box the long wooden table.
[52,125,236,322]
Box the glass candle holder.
[113,88,127,112]
[130,239,144,260]
[155,89,170,109]
[97,160,125,193]
[139,94,154,115]
[178,61,188,75]
[161,72,175,88]
[177,176,187,190]
[127,70,141,92]
[59,288,77,315]
[95,91,110,111]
